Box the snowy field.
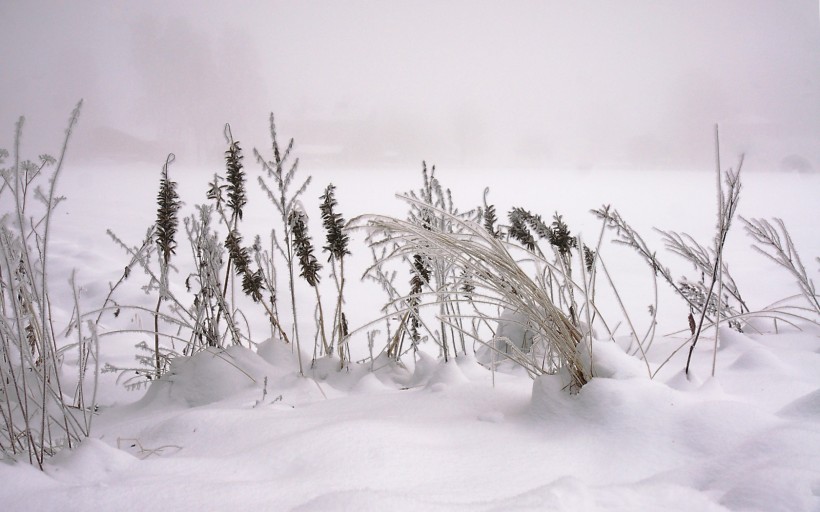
[1,161,819,511]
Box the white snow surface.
[1,165,818,511]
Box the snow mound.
[404,351,440,387]
[45,438,135,483]
[453,352,489,379]
[256,338,302,370]
[368,353,413,388]
[665,368,704,391]
[778,388,820,421]
[291,489,444,512]
[581,339,649,380]
[717,326,758,350]
[729,345,790,372]
[139,345,277,407]
[305,353,411,394]
[351,372,389,393]
[720,327,791,373]
[425,359,470,392]
[475,309,534,366]
[477,410,505,423]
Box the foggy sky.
[1,0,818,171]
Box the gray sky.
[1,0,818,171]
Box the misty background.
[1,0,818,172]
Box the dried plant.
[592,205,710,326]
[592,129,745,377]
[505,207,582,325]
[0,102,93,468]
[481,188,500,239]
[658,229,748,320]
[363,246,405,359]
[320,183,352,366]
[398,163,479,361]
[362,195,591,392]
[742,216,819,316]
[206,126,289,347]
[408,253,432,352]
[183,204,225,349]
[289,207,329,358]
[153,154,181,377]
[507,207,539,253]
[684,152,743,376]
[290,210,320,286]
[256,114,311,374]
[220,125,248,304]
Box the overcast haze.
[1,0,818,171]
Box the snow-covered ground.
[1,162,818,511]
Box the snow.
[1,163,819,511]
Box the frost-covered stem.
[6,127,37,464]
[94,231,152,326]
[685,149,742,377]
[334,256,350,365]
[0,240,24,459]
[106,249,197,334]
[70,271,86,422]
[12,118,25,261]
[154,295,162,378]
[313,286,330,356]
[260,298,290,346]
[685,262,719,375]
[641,262,660,355]
[254,235,291,344]
[40,101,81,351]
[86,320,101,436]
[713,125,723,377]
[443,290,462,357]
[597,255,652,377]
[255,116,309,374]
[212,218,251,348]
[218,207,238,319]
[37,292,49,461]
[439,295,449,362]
[451,289,468,355]
[0,328,19,454]
[284,234,302,371]
[35,104,82,458]
[742,217,820,315]
[576,236,595,364]
[553,246,577,326]
[338,257,347,360]
[592,205,717,327]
